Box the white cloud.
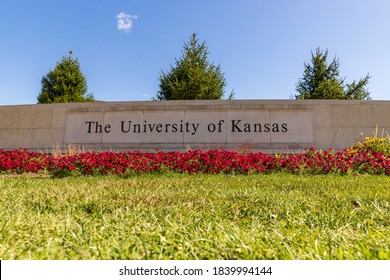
[116,12,137,32]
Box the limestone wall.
[0,100,389,152]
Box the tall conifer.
[156,33,227,100]
[38,50,94,103]
[295,48,370,100]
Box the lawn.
[0,174,389,260]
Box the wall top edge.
[1,99,390,109]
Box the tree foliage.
[37,51,94,104]
[295,48,370,100]
[156,33,228,100]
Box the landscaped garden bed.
[1,136,389,177]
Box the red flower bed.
[0,149,51,174]
[0,147,389,177]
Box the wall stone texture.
[0,100,389,153]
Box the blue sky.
[0,0,389,105]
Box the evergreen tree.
[156,33,228,100]
[295,48,370,100]
[37,50,94,103]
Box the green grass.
[0,174,389,260]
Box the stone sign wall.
[64,111,313,145]
[0,100,389,152]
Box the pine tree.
[295,48,370,100]
[37,50,94,103]
[156,33,228,100]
